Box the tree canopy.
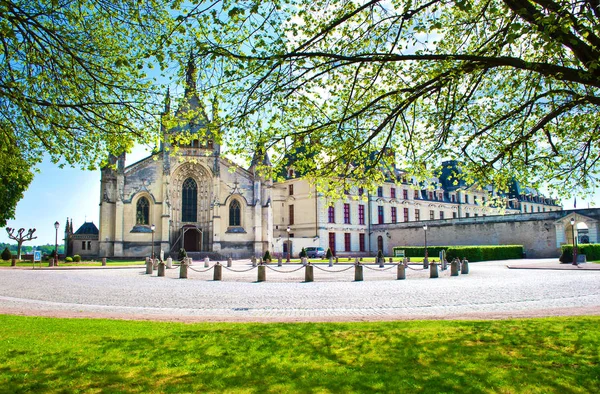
[171,0,599,197]
[0,0,170,225]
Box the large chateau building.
[95,62,562,259]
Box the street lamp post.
[286,226,291,263]
[54,221,59,265]
[423,224,429,268]
[571,218,577,265]
[151,224,156,262]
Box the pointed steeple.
[163,87,171,116]
[184,51,197,98]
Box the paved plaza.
[0,259,599,322]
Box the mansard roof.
[74,222,99,235]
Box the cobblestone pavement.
[0,259,599,322]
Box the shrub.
[263,250,272,261]
[73,255,81,262]
[325,248,333,259]
[178,248,187,261]
[561,243,600,263]
[392,245,524,262]
[65,256,74,263]
[1,247,11,261]
[299,248,307,258]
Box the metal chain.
[406,265,426,271]
[265,265,306,273]
[222,265,258,273]
[363,264,398,272]
[312,265,355,273]
[188,265,215,273]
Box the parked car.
[304,247,325,258]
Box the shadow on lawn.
[1,319,599,393]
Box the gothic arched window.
[182,178,198,222]
[136,197,150,225]
[229,199,241,226]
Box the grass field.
[0,315,598,393]
[0,260,145,267]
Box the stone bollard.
[430,263,439,278]
[102,258,107,266]
[451,259,459,276]
[157,261,165,277]
[213,263,222,281]
[397,264,406,280]
[305,264,314,282]
[48,258,54,267]
[277,256,282,267]
[257,265,266,282]
[461,259,469,274]
[423,257,429,269]
[227,257,232,268]
[146,259,153,274]
[11,257,16,267]
[379,257,385,268]
[354,263,364,281]
[204,257,209,267]
[179,258,189,279]
[441,259,447,271]
[403,257,408,267]
[335,257,339,264]
[329,257,334,267]
[389,257,393,263]
[251,256,257,267]
[167,257,172,269]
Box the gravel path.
[1,259,599,322]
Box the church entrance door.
[183,227,201,251]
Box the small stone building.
[70,221,99,257]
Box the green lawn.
[0,315,598,393]
[0,260,145,267]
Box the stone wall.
[373,209,600,258]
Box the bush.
[73,255,81,262]
[299,248,307,258]
[392,245,524,262]
[178,248,187,261]
[1,247,11,261]
[325,248,333,259]
[560,243,600,263]
[65,256,73,263]
[263,250,272,261]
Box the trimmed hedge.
[560,244,600,263]
[392,245,524,262]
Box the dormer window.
[288,169,295,178]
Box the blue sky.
[1,148,598,245]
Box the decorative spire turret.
[184,51,197,98]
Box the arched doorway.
[182,225,202,252]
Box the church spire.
[163,87,171,116]
[184,51,197,98]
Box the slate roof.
[74,222,99,235]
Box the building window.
[439,192,443,200]
[474,213,478,217]
[430,210,434,220]
[403,189,408,200]
[465,194,469,204]
[377,187,383,197]
[451,195,456,203]
[474,196,478,205]
[429,191,434,200]
[329,232,336,255]
[415,209,421,221]
[453,212,457,218]
[328,206,335,223]
[378,206,384,224]
[359,233,365,252]
[182,177,198,222]
[440,211,444,220]
[289,204,295,225]
[288,169,295,178]
[414,190,419,199]
[403,208,409,222]
[136,197,150,225]
[344,203,351,224]
[344,233,351,251]
[289,184,294,196]
[82,241,86,250]
[87,241,91,250]
[358,205,365,225]
[358,187,364,196]
[466,213,470,218]
[391,188,396,199]
[229,199,241,226]
[391,207,397,223]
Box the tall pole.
[286,226,291,263]
[151,224,156,261]
[571,218,577,265]
[423,224,428,268]
[54,221,59,263]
